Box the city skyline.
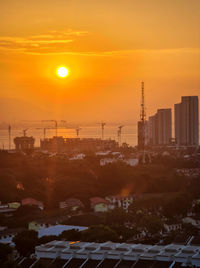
[0,0,200,122]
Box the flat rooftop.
[35,241,200,267]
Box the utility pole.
[8,125,11,150]
[101,123,106,140]
[75,127,81,137]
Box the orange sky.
[0,0,199,123]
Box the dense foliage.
[0,151,195,209]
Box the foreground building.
[175,96,199,147]
[35,240,200,267]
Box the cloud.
[0,30,89,53]
[0,29,199,58]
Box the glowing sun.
[57,66,69,78]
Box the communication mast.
[138,81,148,163]
[140,81,146,123]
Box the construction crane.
[118,125,124,146]
[75,127,81,138]
[42,120,57,136]
[8,125,11,150]
[36,127,53,139]
[41,120,67,137]
[22,129,28,137]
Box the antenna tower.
[140,81,146,122]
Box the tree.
[81,225,118,242]
[140,215,163,235]
[38,235,58,245]
[106,207,127,225]
[163,193,192,218]
[13,230,38,256]
[0,243,12,263]
[110,225,134,242]
[59,229,81,241]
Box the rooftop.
[35,241,200,267]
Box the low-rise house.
[100,158,117,166]
[176,168,200,178]
[21,198,44,210]
[0,203,18,214]
[106,195,134,211]
[69,153,85,160]
[0,228,26,246]
[164,222,182,233]
[38,225,88,238]
[90,197,109,212]
[59,198,84,211]
[8,202,21,209]
[100,157,139,167]
[29,221,54,232]
[29,222,88,237]
[182,217,200,227]
[123,158,139,167]
[95,151,111,156]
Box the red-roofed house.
[90,197,109,212]
[21,198,44,210]
[59,198,84,211]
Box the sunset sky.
[0,0,199,123]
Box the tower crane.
[41,120,67,137]
[36,127,53,139]
[22,129,28,137]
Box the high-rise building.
[175,96,199,146]
[148,109,172,146]
[157,109,172,145]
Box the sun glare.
[57,66,69,78]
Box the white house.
[182,217,200,227]
[106,195,134,211]
[69,153,85,160]
[100,158,117,166]
[164,223,182,233]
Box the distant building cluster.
[138,96,199,148]
[40,137,118,153]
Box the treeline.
[0,152,199,208]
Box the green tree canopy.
[13,230,38,256]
